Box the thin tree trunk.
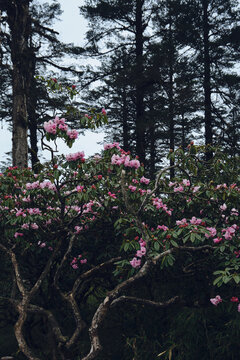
[122,87,129,151]
[149,93,156,178]
[203,0,213,160]
[135,0,145,164]
[26,52,40,172]
[168,16,175,179]
[7,1,31,168]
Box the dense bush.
[0,118,240,359]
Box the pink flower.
[31,223,39,230]
[139,238,146,247]
[205,227,217,238]
[230,297,239,303]
[136,246,146,258]
[102,108,106,115]
[222,225,238,240]
[129,185,137,192]
[66,151,85,162]
[220,203,227,211]
[174,185,184,193]
[231,208,239,216]
[176,218,187,226]
[234,250,240,258]
[190,217,202,225]
[44,120,57,134]
[14,232,24,238]
[108,192,116,199]
[157,225,169,231]
[76,185,84,192]
[140,176,150,185]
[193,186,200,193]
[75,226,83,234]
[80,259,87,264]
[182,179,190,186]
[128,159,140,169]
[58,123,68,132]
[72,264,78,269]
[238,304,240,312]
[210,295,222,306]
[67,129,78,139]
[130,257,141,268]
[27,208,42,215]
[213,237,222,244]
[104,142,120,150]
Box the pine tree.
[0,0,85,169]
[177,0,240,157]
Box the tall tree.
[0,0,85,170]
[0,0,32,168]
[80,0,153,165]
[178,0,240,158]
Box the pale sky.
[0,0,105,166]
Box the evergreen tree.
[0,0,85,169]
[177,0,240,157]
[80,0,155,165]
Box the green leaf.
[213,276,223,286]
[170,239,178,247]
[183,234,190,243]
[233,274,240,284]
[222,275,230,284]
[190,232,195,243]
[167,256,174,266]
[124,243,129,251]
[154,241,160,251]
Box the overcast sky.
[0,0,105,166]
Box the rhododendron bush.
[0,120,240,359]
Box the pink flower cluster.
[176,218,188,226]
[27,208,42,215]
[26,180,56,191]
[190,217,203,225]
[44,116,67,134]
[14,232,24,238]
[129,185,137,192]
[222,224,239,240]
[157,225,169,231]
[140,176,150,185]
[210,296,240,312]
[108,191,117,199]
[210,295,222,306]
[21,223,39,230]
[152,197,172,216]
[130,238,146,268]
[71,255,87,269]
[67,129,78,139]
[104,142,121,150]
[44,116,78,139]
[111,154,140,169]
[205,227,217,238]
[65,151,85,162]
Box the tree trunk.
[168,16,175,179]
[202,0,213,160]
[7,1,31,168]
[26,49,39,172]
[122,87,130,151]
[149,93,156,178]
[135,0,145,164]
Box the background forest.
[0,0,240,359]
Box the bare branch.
[111,295,180,308]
